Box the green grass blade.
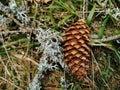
[0,48,18,55]
[54,0,75,14]
[49,5,62,9]
[86,3,96,25]
[98,15,110,39]
[113,47,120,61]
[58,14,73,26]
[0,38,28,49]
[0,41,39,55]
[102,54,112,81]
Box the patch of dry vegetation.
[0,0,120,90]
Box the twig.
[82,0,85,19]
[92,34,120,43]
[91,50,95,90]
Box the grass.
[86,3,96,25]
[98,15,110,39]
[0,0,120,90]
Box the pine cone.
[63,19,90,79]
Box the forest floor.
[0,0,120,90]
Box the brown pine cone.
[63,19,91,79]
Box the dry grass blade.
[0,57,11,76]
[13,53,39,66]
[0,76,23,90]
[91,51,110,90]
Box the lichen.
[0,1,66,89]
[29,28,66,90]
[0,0,29,25]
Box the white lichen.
[29,73,43,90]
[29,28,66,90]
[9,0,17,10]
[0,15,6,26]
[106,8,120,21]
[0,0,29,25]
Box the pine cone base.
[63,19,90,79]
